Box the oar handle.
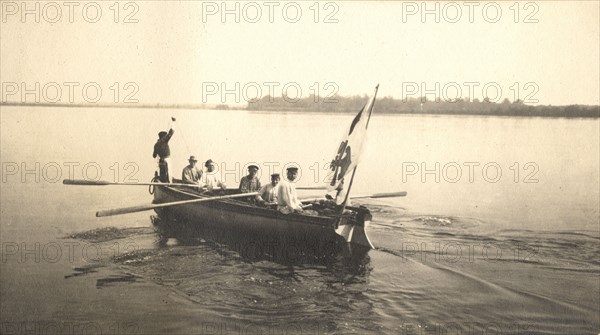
[96,192,259,217]
[63,179,110,186]
[63,179,208,188]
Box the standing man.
[202,159,227,192]
[256,173,280,206]
[239,164,261,193]
[153,117,176,182]
[182,156,203,185]
[277,166,304,214]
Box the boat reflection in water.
[146,214,376,333]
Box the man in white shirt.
[256,173,280,206]
[202,159,227,193]
[277,167,304,214]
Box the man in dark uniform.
[239,164,261,193]
[153,117,176,182]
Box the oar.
[64,179,325,190]
[96,192,259,217]
[301,191,407,202]
[63,179,205,189]
[351,191,407,199]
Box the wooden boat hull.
[152,184,374,250]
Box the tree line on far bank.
[246,95,599,118]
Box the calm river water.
[1,107,598,334]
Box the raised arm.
[164,117,176,142]
[164,127,175,143]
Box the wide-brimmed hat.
[188,156,198,162]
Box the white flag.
[328,86,378,201]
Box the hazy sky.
[1,1,599,105]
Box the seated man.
[277,166,304,214]
[201,159,227,192]
[239,164,261,193]
[182,156,203,185]
[256,173,280,206]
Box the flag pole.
[365,84,379,130]
[338,84,379,214]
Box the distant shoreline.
[247,95,599,118]
[247,106,600,118]
[2,100,598,118]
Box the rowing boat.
[151,85,382,250]
[152,181,375,250]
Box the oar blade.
[64,179,110,186]
[369,191,407,199]
[351,191,407,199]
[96,204,156,217]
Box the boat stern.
[335,206,375,249]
